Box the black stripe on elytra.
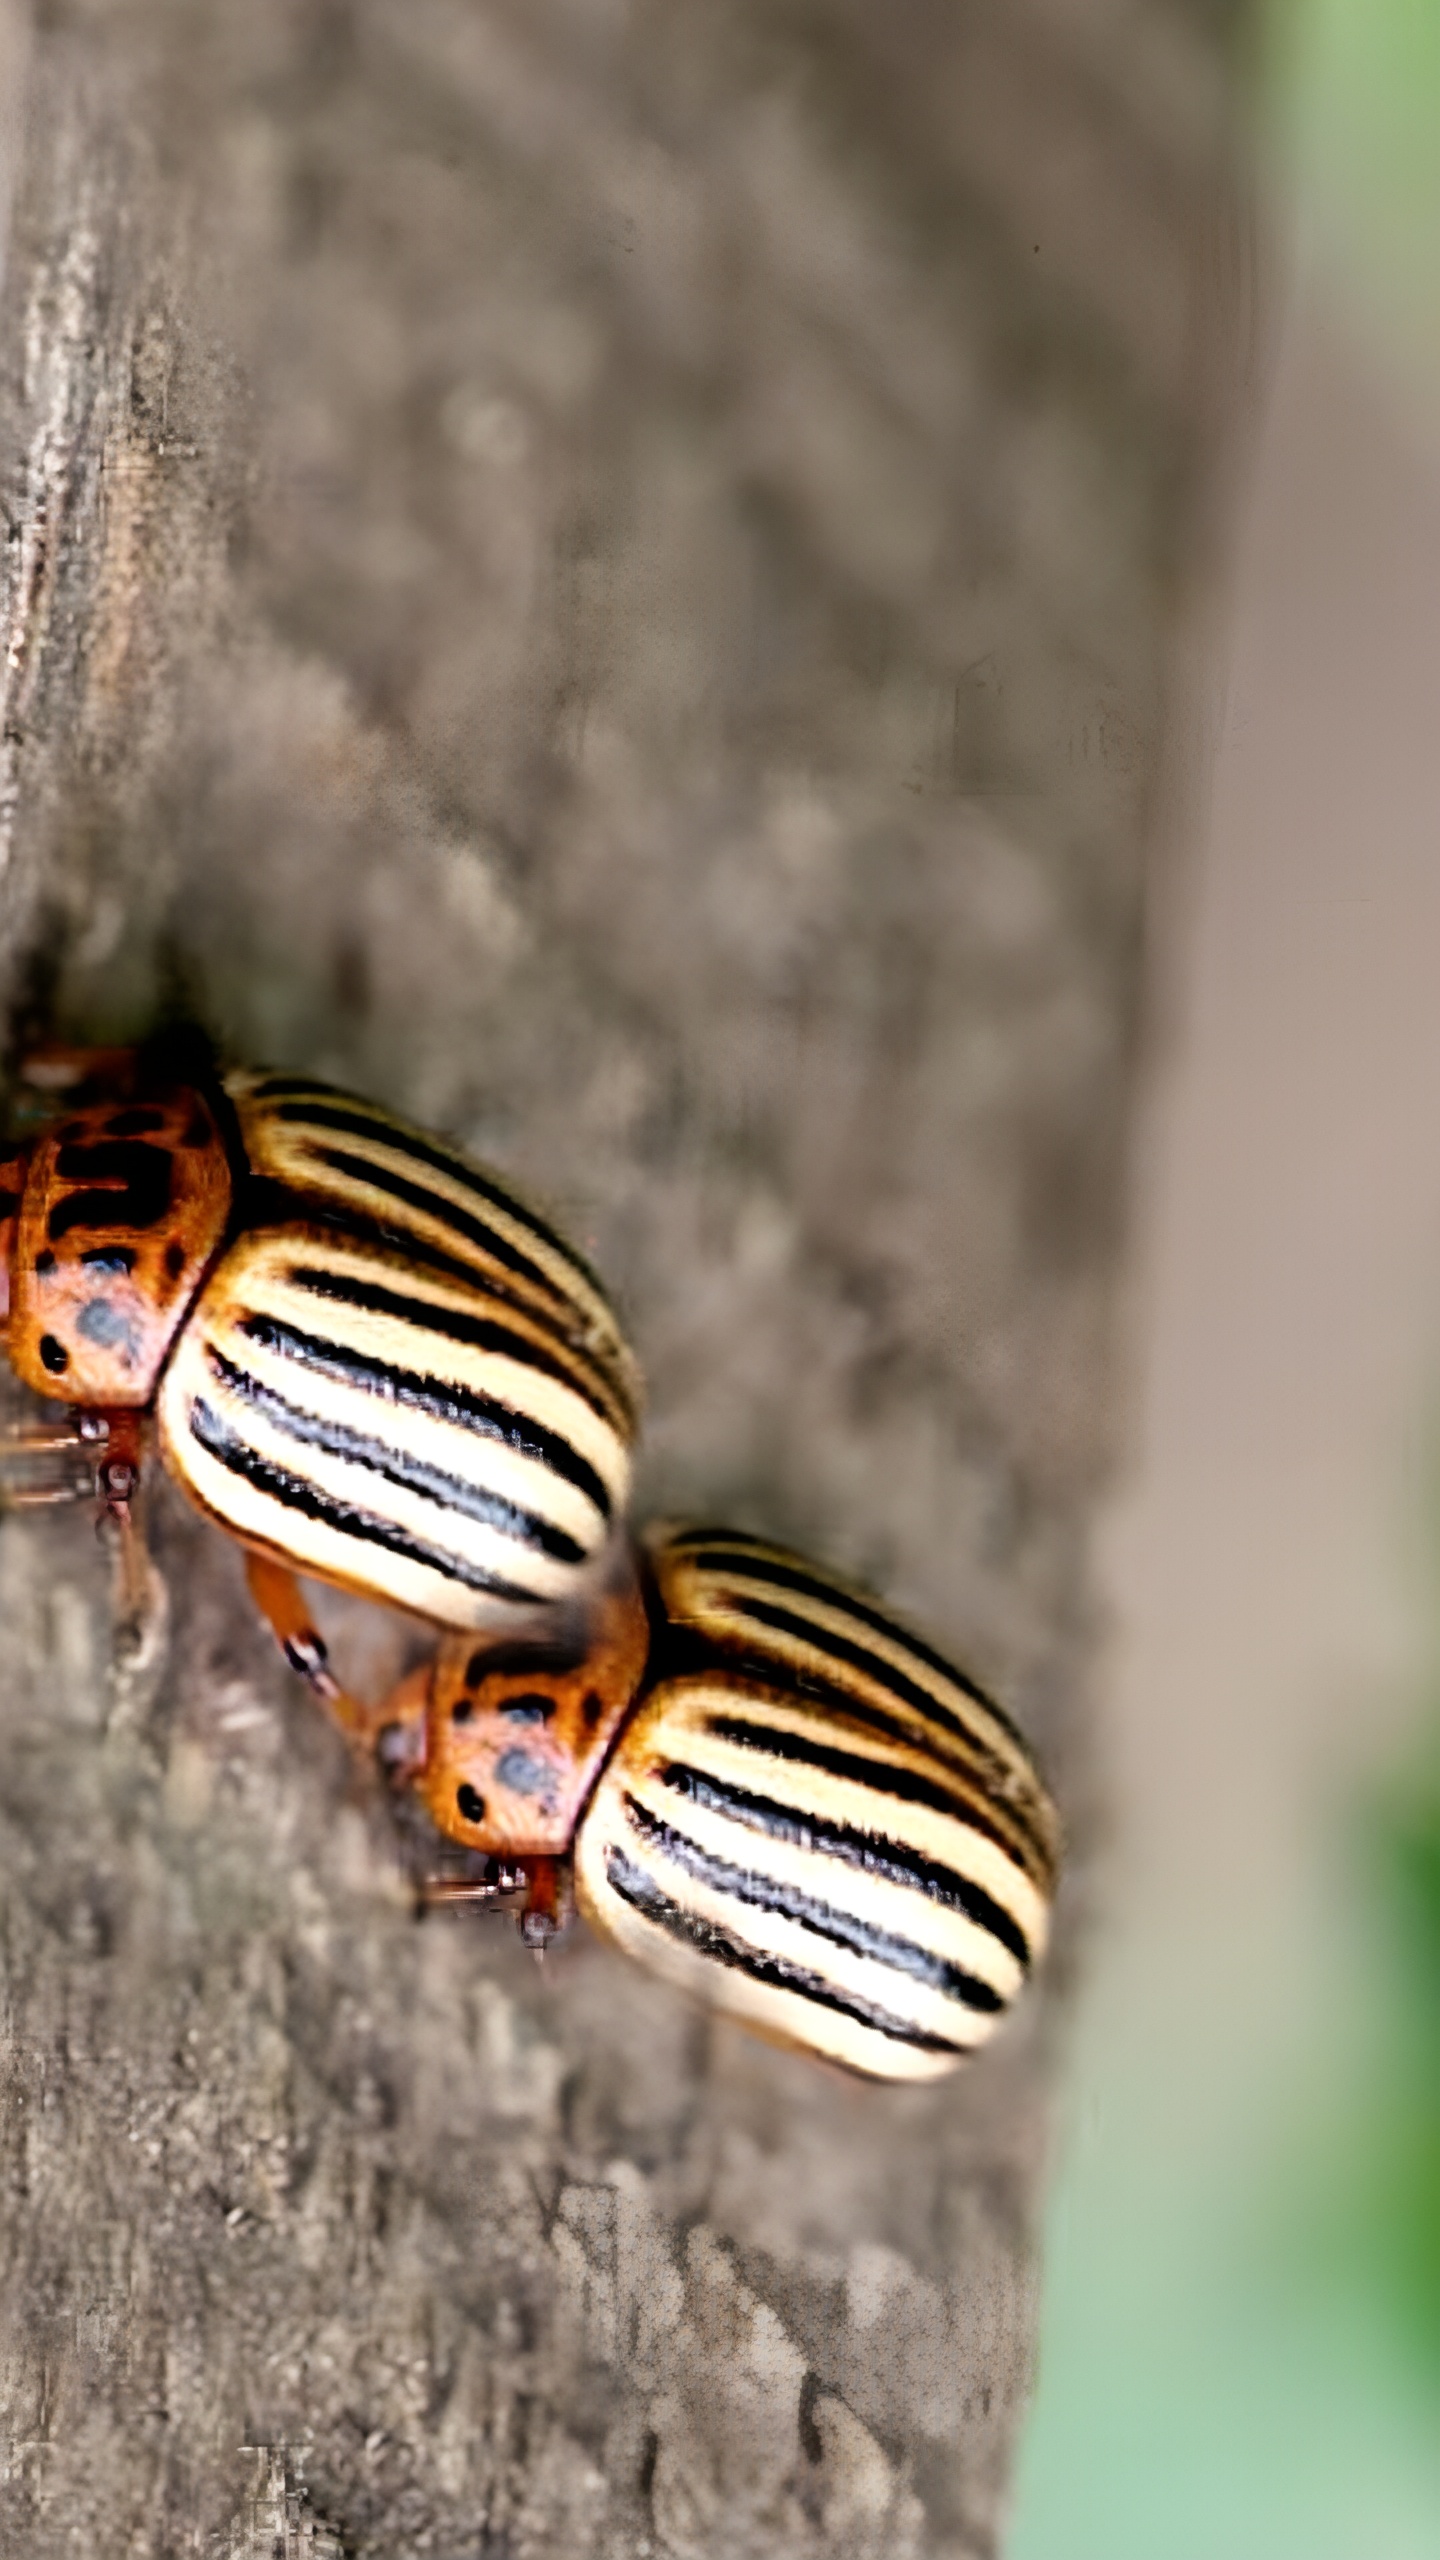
[671,1543,1021,1742]
[245,1076,339,1100]
[235,1309,614,1519]
[273,1097,611,1301]
[703,1711,1011,1835]
[602,1848,969,2056]
[648,1628,1040,1873]
[236,1179,548,1317]
[698,1586,1019,1766]
[233,1181,635,1425]
[622,1795,1005,2009]
[187,1397,546,1604]
[285,1265,620,1432]
[48,1139,172,1239]
[649,1636,1052,1894]
[205,1346,586,1563]
[649,1620,1022,1825]
[313,1143,567,1301]
[655,1759,1033,1963]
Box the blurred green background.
[1011,6,1440,2552]
[1272,0,1440,373]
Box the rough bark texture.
[0,5,1250,2555]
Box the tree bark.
[0,5,1252,2554]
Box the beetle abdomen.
[156,1075,639,1630]
[573,1529,1056,2082]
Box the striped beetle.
[0,1038,640,1703]
[378,1523,1058,2082]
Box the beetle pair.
[0,1037,1057,2081]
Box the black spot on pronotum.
[798,2370,824,2466]
[164,1240,186,1279]
[34,1248,55,1274]
[105,1107,165,1137]
[581,1688,604,1728]
[458,1632,593,1687]
[38,1333,68,1373]
[451,1696,473,1725]
[49,1138,173,1239]
[499,1693,554,1726]
[456,1782,486,1825]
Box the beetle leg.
[90,1410,152,1624]
[417,1861,529,1911]
[94,1408,143,1517]
[243,1550,396,1746]
[373,1664,430,1780]
[0,1421,96,1453]
[0,1414,98,1507]
[413,1854,569,1940]
[517,1856,569,1955]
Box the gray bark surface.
[0,6,1250,2554]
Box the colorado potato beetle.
[0,1038,641,1703]
[380,1523,1058,2082]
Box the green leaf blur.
[1270,0,1440,356]
[1353,1753,1440,2382]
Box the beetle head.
[408,1561,652,1862]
